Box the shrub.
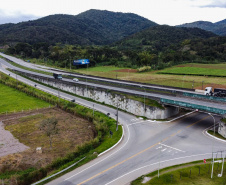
[137,66,151,72]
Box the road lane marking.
[128,120,146,126]
[104,153,212,185]
[77,142,160,185]
[186,116,209,128]
[160,144,185,152]
[69,108,208,183]
[64,124,131,181]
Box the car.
[73,78,79,82]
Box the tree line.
[5,36,226,70]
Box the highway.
[0,52,203,95]
[0,59,226,185]
[0,55,226,114]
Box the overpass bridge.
[0,53,226,116]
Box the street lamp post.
[208,113,216,179]
[140,86,146,116]
[86,63,88,95]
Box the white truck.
[204,87,226,97]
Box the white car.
[73,78,79,82]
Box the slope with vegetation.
[178,19,226,36]
[0,9,157,45]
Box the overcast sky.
[0,0,225,25]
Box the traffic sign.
[204,159,206,163]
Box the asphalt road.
[0,57,226,114]
[45,112,226,185]
[0,63,225,185]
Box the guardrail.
[31,157,86,185]
[183,92,226,103]
[161,98,226,115]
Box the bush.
[0,72,119,185]
[137,66,151,72]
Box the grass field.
[77,66,127,72]
[0,83,51,113]
[7,58,226,89]
[131,161,226,185]
[72,64,226,89]
[157,63,226,77]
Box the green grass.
[0,83,51,113]
[207,130,226,141]
[77,66,126,72]
[221,118,226,123]
[157,63,226,77]
[132,160,226,185]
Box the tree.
[39,117,58,149]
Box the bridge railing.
[183,92,226,103]
[161,98,226,115]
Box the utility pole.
[116,100,119,131]
[93,104,94,117]
[86,63,88,95]
[15,73,18,87]
[70,57,71,71]
[140,86,146,116]
[58,84,60,104]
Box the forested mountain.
[178,19,226,36]
[0,9,157,45]
[116,25,216,51]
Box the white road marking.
[147,120,156,122]
[64,124,131,181]
[104,153,212,185]
[161,148,167,152]
[160,143,185,152]
[128,120,146,126]
[156,146,162,149]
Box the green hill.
[178,19,226,36]
[0,9,157,45]
[116,25,216,51]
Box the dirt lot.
[0,107,95,172]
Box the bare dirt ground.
[0,107,95,172]
[0,121,29,157]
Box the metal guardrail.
[31,157,86,185]
[183,92,226,103]
[161,98,226,115]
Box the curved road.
[0,57,226,185]
[0,56,226,114]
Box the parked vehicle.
[204,87,226,97]
[73,78,79,82]
[53,73,62,80]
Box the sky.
[0,0,225,25]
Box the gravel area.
[0,121,29,157]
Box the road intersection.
[0,56,225,185]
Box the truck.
[204,87,226,97]
[53,73,62,80]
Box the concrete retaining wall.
[21,72,179,119]
[218,121,226,138]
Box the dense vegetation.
[0,72,122,184]
[0,9,157,45]
[178,19,226,36]
[5,36,226,70]
[116,25,216,50]
[1,9,226,70]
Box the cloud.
[0,9,39,24]
[199,0,226,8]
